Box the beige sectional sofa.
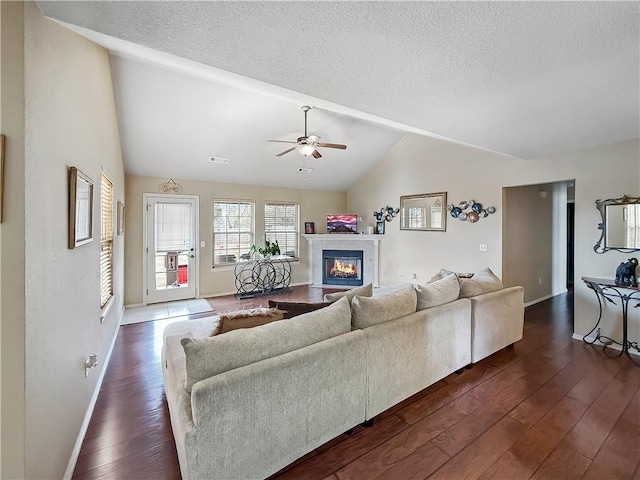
[162,273,524,480]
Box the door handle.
[189,255,195,258]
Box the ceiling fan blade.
[312,150,322,159]
[268,139,296,144]
[316,142,347,150]
[276,147,296,157]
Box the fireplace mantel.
[302,234,381,288]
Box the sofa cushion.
[324,283,373,303]
[459,267,504,298]
[428,268,474,283]
[373,283,414,296]
[415,274,460,310]
[267,300,331,319]
[211,307,284,335]
[181,296,352,392]
[351,283,417,329]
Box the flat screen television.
[327,214,357,234]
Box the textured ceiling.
[38,1,640,189]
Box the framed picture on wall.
[69,166,94,249]
[304,221,315,234]
[376,221,385,234]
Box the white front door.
[145,194,199,304]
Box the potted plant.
[250,238,280,259]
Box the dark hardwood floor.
[72,287,640,480]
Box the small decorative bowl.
[467,211,479,223]
[487,206,496,214]
[451,207,462,218]
[479,209,489,218]
[472,202,482,213]
[459,201,469,210]
[458,212,468,221]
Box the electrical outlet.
[200,241,205,248]
[479,244,488,252]
[539,277,543,285]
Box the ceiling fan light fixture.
[295,144,316,156]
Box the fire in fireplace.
[322,249,363,286]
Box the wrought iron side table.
[234,257,292,299]
[581,276,640,363]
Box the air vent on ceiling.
[209,156,229,164]
[297,167,313,174]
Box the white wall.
[552,182,568,296]
[348,135,520,284]
[348,134,639,344]
[1,2,26,477]
[503,183,554,304]
[23,3,125,478]
[125,175,346,304]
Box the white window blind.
[100,173,114,308]
[155,203,192,252]
[212,200,254,266]
[265,202,299,259]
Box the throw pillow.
[211,307,284,335]
[428,268,474,283]
[267,300,331,319]
[324,283,373,303]
[415,274,460,310]
[351,283,417,329]
[458,267,504,298]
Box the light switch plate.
[200,241,205,248]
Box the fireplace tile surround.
[302,234,380,288]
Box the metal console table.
[581,276,640,363]
[234,257,292,299]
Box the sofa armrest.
[188,330,367,480]
[469,286,524,363]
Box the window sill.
[100,295,115,323]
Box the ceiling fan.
[268,106,347,158]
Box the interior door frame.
[142,193,200,305]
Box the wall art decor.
[374,205,400,223]
[447,200,496,223]
[158,178,184,194]
[69,166,94,249]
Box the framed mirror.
[400,192,447,232]
[594,195,640,253]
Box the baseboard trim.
[524,294,555,307]
[64,311,122,479]
[572,333,640,357]
[199,282,310,299]
[124,302,144,309]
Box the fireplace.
[322,249,363,287]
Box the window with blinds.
[100,173,114,308]
[212,200,254,266]
[265,202,299,259]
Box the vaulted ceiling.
[38,1,640,191]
